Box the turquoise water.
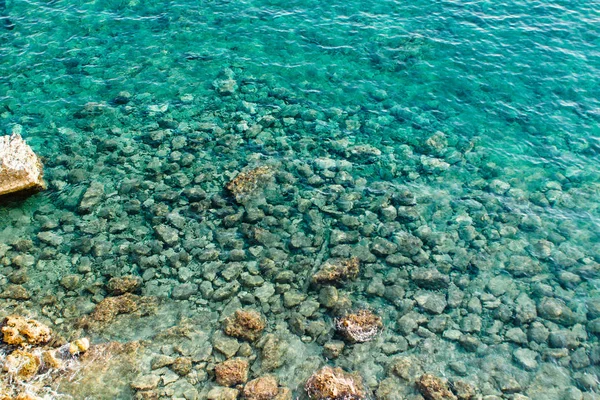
[1,0,600,398]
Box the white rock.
[0,134,46,197]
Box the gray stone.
[37,231,63,247]
[131,374,160,390]
[155,224,179,246]
[414,291,447,314]
[460,314,482,333]
[513,348,539,371]
[79,182,104,212]
[254,282,275,303]
[172,283,198,300]
[213,332,240,358]
[411,268,449,290]
[506,327,528,344]
[537,297,576,326]
[283,290,306,308]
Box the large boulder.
[0,133,46,197]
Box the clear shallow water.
[1,0,600,399]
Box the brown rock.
[171,357,193,376]
[449,380,476,400]
[305,366,365,400]
[215,358,249,386]
[1,315,51,347]
[312,258,360,285]
[3,349,41,380]
[77,293,157,331]
[226,166,272,203]
[107,275,142,295]
[0,133,46,197]
[416,374,457,400]
[335,309,383,343]
[243,376,279,400]
[207,387,239,400]
[224,309,266,342]
[0,284,30,300]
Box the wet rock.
[449,380,476,400]
[537,297,576,326]
[213,331,240,358]
[0,284,31,300]
[3,349,41,380]
[223,309,266,342]
[305,366,366,400]
[0,133,46,197]
[215,358,249,386]
[79,182,104,213]
[207,387,239,400]
[1,315,51,347]
[37,231,64,247]
[107,275,142,295]
[323,341,345,359]
[283,290,306,308]
[131,374,161,391]
[260,334,286,371]
[513,348,539,371]
[78,293,156,332]
[335,309,383,343]
[243,375,279,400]
[415,291,447,314]
[312,258,360,285]
[416,374,457,400]
[226,166,272,203]
[411,268,449,290]
[155,224,179,246]
[172,283,198,300]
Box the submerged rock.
[335,309,383,343]
[416,374,457,400]
[305,366,366,400]
[0,133,46,197]
[312,258,360,285]
[215,358,249,386]
[3,349,41,380]
[226,166,272,203]
[243,375,279,400]
[223,309,266,342]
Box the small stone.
[414,291,447,314]
[513,348,539,371]
[155,224,179,246]
[171,357,192,376]
[243,375,279,400]
[79,182,104,212]
[416,374,457,400]
[223,309,266,342]
[336,309,383,343]
[323,341,345,359]
[107,275,142,295]
[37,231,63,247]
[305,366,365,400]
[68,338,90,355]
[3,349,41,380]
[283,290,306,308]
[411,268,449,290]
[131,374,161,391]
[207,387,239,400]
[213,332,240,358]
[215,358,249,386]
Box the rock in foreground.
[0,133,46,197]
[305,366,366,400]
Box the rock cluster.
[0,133,46,197]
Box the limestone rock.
[416,374,457,400]
[243,375,279,400]
[223,309,266,342]
[1,315,52,347]
[0,133,46,197]
[305,366,366,400]
[312,258,360,285]
[3,349,41,380]
[215,358,249,386]
[335,310,383,343]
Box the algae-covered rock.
[223,309,266,342]
[312,258,360,285]
[416,374,457,400]
[305,366,366,400]
[215,358,249,386]
[335,309,383,343]
[1,315,51,347]
[0,133,46,197]
[3,349,41,380]
[226,166,272,203]
[107,275,142,295]
[243,375,279,400]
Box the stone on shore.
[0,133,46,197]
